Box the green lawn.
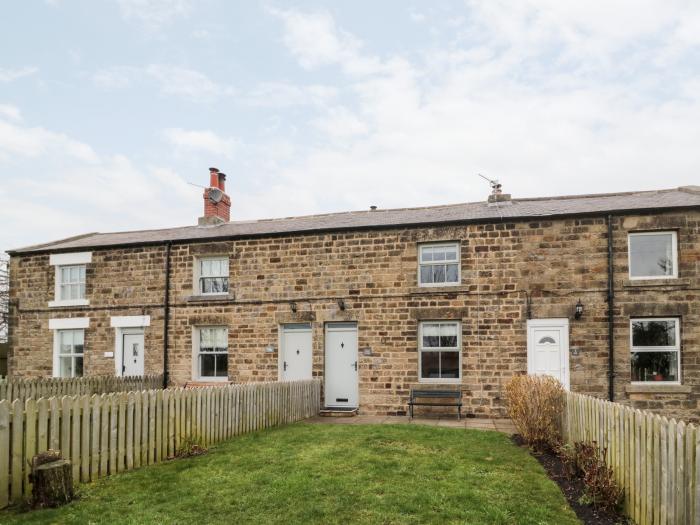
[2,423,578,525]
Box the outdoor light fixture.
[290,301,297,313]
[265,345,275,353]
[337,298,346,310]
[574,299,584,320]
[362,347,373,356]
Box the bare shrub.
[562,441,623,512]
[504,374,564,451]
[174,437,207,458]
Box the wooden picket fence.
[0,375,163,403]
[563,392,700,525]
[0,379,321,509]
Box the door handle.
[283,361,288,371]
[352,361,357,371]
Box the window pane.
[215,354,228,377]
[70,267,79,281]
[201,260,212,277]
[79,266,86,281]
[79,284,86,298]
[433,248,446,262]
[445,264,459,283]
[631,351,678,382]
[60,330,73,350]
[440,351,459,378]
[432,265,445,283]
[70,284,79,299]
[419,265,432,284]
[632,320,676,347]
[215,328,227,349]
[422,324,440,347]
[60,267,70,282]
[74,357,84,377]
[629,234,674,277]
[421,247,433,262]
[439,323,458,347]
[444,246,458,261]
[200,354,215,377]
[420,351,440,379]
[59,356,72,377]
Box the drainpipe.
[163,241,172,389]
[606,215,615,401]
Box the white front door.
[527,319,569,389]
[324,322,359,408]
[280,324,313,381]
[121,329,145,377]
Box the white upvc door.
[526,319,570,390]
[280,324,313,381]
[121,329,145,377]
[324,322,359,408]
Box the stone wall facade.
[7,210,700,422]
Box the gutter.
[163,241,172,389]
[606,215,615,401]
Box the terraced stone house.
[6,169,700,421]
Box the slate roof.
[9,186,700,255]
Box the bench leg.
[457,406,461,420]
[409,404,413,419]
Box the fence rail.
[0,379,321,508]
[563,392,700,525]
[0,375,163,403]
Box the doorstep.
[307,415,515,434]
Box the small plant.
[560,441,623,512]
[174,437,207,458]
[504,374,564,451]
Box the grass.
[2,423,578,525]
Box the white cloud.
[242,82,337,108]
[145,65,233,100]
[0,119,98,163]
[268,7,381,75]
[116,0,192,28]
[0,66,38,83]
[163,128,237,158]
[0,105,21,121]
[0,113,197,253]
[254,5,700,220]
[92,64,234,101]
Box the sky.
[1,1,700,254]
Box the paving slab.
[307,415,515,434]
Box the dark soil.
[512,435,630,525]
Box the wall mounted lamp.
[574,299,584,320]
[265,345,276,353]
[290,302,297,313]
[337,298,346,311]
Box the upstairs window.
[198,257,229,295]
[56,329,84,378]
[418,243,460,286]
[419,321,461,381]
[630,318,680,383]
[196,327,228,380]
[628,232,677,280]
[58,265,86,300]
[49,251,91,307]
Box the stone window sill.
[185,293,235,303]
[625,384,691,394]
[48,299,90,308]
[623,278,690,288]
[410,285,470,295]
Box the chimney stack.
[198,167,231,226]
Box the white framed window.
[193,327,229,381]
[196,257,229,295]
[49,252,91,307]
[418,321,461,382]
[630,318,680,384]
[54,329,84,378]
[418,243,460,286]
[628,232,678,280]
[58,265,86,300]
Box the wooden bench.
[408,389,462,419]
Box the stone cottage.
[6,169,700,421]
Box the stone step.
[319,407,358,417]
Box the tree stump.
[29,450,74,508]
